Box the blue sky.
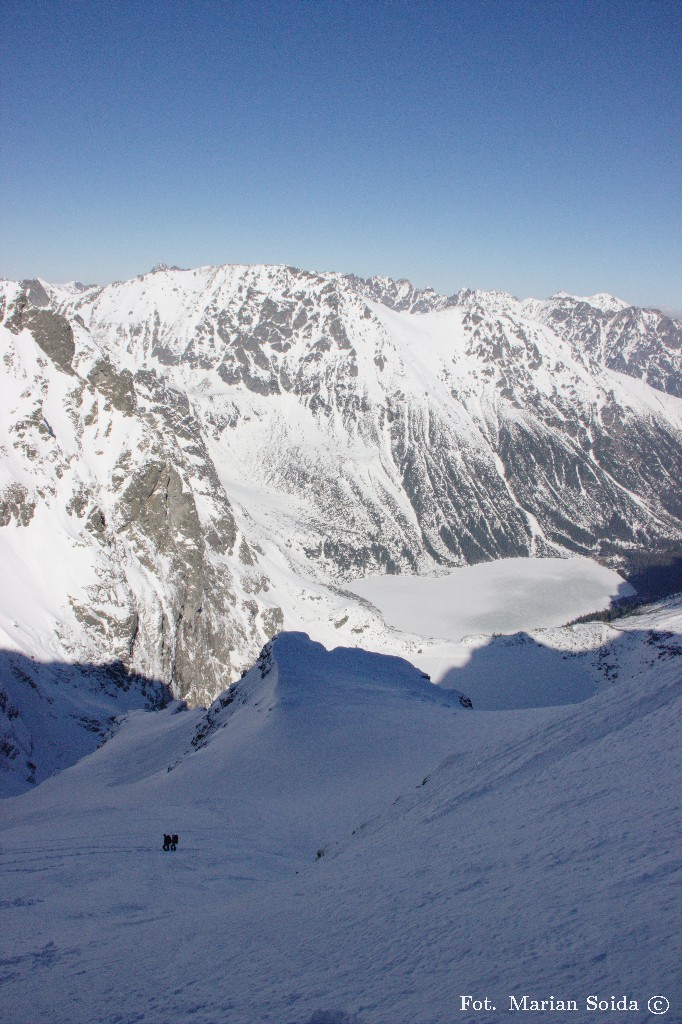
[1,0,680,309]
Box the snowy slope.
[0,650,171,797]
[1,605,680,1024]
[305,609,681,1024]
[0,544,631,795]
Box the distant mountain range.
[1,264,680,723]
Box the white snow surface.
[550,291,631,313]
[347,556,632,641]
[1,604,681,1024]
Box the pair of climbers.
[162,833,179,851]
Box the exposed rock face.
[343,273,455,313]
[0,281,285,708]
[532,294,682,397]
[86,358,136,415]
[1,267,681,715]
[6,293,76,374]
[0,482,36,527]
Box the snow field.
[2,607,681,1024]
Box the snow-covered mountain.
[1,263,681,723]
[0,650,171,797]
[1,601,680,1024]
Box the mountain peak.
[549,290,630,313]
[149,262,187,274]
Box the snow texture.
[347,556,633,640]
[1,601,681,1024]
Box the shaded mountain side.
[438,618,682,710]
[617,549,682,601]
[0,650,173,796]
[562,550,682,627]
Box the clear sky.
[1,0,680,310]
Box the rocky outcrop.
[87,358,136,415]
[535,295,682,397]
[0,483,36,527]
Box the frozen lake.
[346,556,634,640]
